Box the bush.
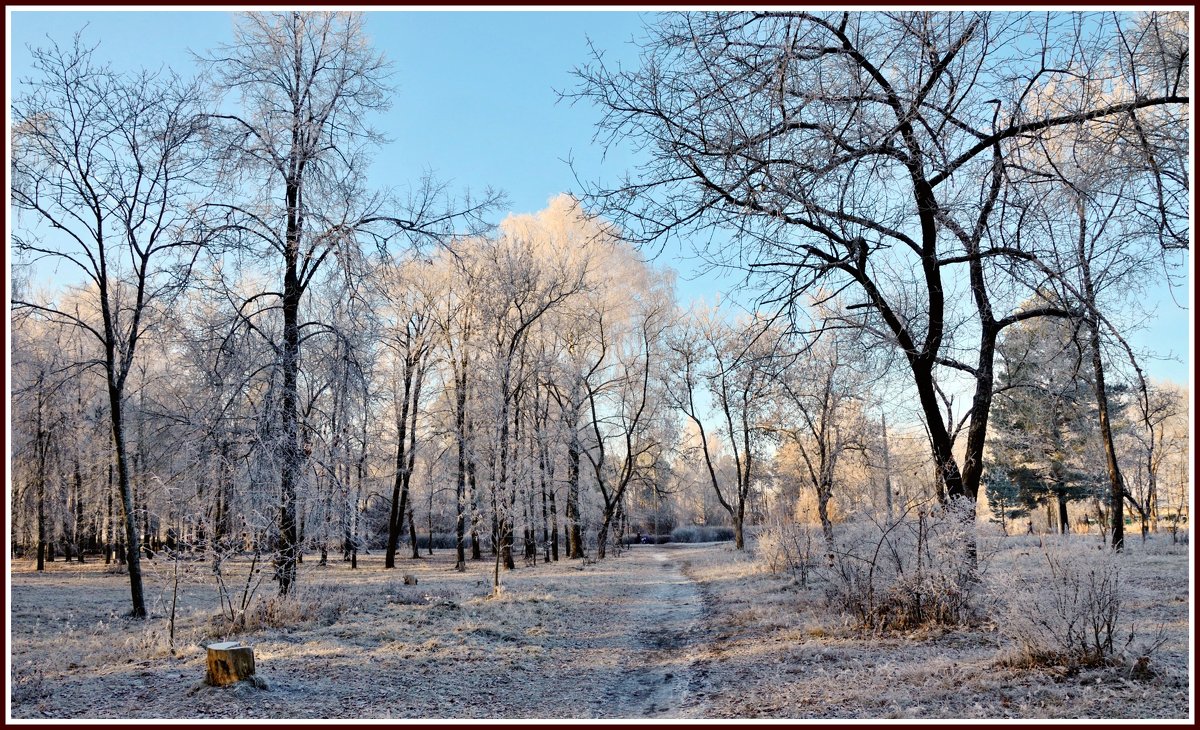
[997,541,1127,668]
[381,581,430,605]
[620,533,671,545]
[415,532,461,550]
[670,525,736,543]
[823,498,987,632]
[222,584,349,634]
[756,519,820,586]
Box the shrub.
[756,519,820,586]
[415,532,461,550]
[997,541,1127,668]
[219,584,349,634]
[670,525,736,543]
[381,581,429,605]
[822,498,988,632]
[620,533,671,545]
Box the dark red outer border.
[2,4,1194,730]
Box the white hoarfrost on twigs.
[993,537,1166,670]
[817,498,995,632]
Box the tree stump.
[206,642,255,686]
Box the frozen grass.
[687,531,1189,719]
[7,533,1190,720]
[9,547,698,719]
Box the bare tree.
[1124,383,1184,540]
[996,26,1189,548]
[12,37,209,616]
[427,246,484,571]
[775,330,872,553]
[547,301,610,561]
[379,262,436,568]
[201,11,498,593]
[668,309,779,550]
[570,11,1188,514]
[584,294,672,558]
[477,229,586,578]
[10,321,68,572]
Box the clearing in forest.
[7,537,1190,720]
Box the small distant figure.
[640,534,650,545]
[1026,520,1034,535]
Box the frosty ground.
[8,536,1190,720]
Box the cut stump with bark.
[206,642,255,686]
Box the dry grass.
[9,548,693,719]
[680,532,1190,719]
[6,533,1191,720]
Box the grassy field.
[7,532,1191,720]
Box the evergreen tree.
[986,306,1109,533]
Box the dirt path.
[595,545,707,718]
[8,544,720,720]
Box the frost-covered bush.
[670,525,736,543]
[620,533,671,545]
[822,498,988,632]
[225,584,349,633]
[997,541,1127,667]
[756,519,820,586]
[415,532,461,550]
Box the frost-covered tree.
[572,10,1189,513]
[200,11,497,593]
[12,36,210,616]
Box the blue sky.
[8,10,1191,386]
[8,11,649,214]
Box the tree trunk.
[427,489,435,556]
[454,369,468,571]
[73,454,85,563]
[910,360,968,501]
[205,642,256,686]
[498,381,515,571]
[109,383,147,617]
[408,504,420,560]
[566,435,583,559]
[734,492,746,550]
[1074,202,1126,552]
[549,488,560,562]
[36,440,46,572]
[1089,322,1125,551]
[540,452,551,563]
[596,518,609,560]
[817,484,835,553]
[385,369,413,569]
[881,411,895,525]
[275,170,304,595]
[105,462,114,564]
[469,457,482,560]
